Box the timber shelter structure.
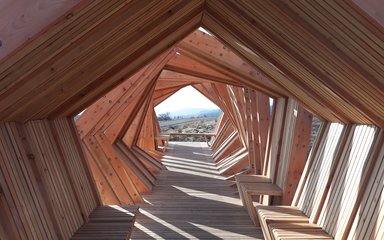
[0,0,383,239]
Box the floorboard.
[131,142,263,239]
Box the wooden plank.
[0,187,21,239]
[75,67,148,139]
[94,133,142,204]
[0,123,58,239]
[0,0,81,60]
[114,141,154,191]
[241,182,283,226]
[82,145,120,205]
[276,98,298,190]
[71,205,139,240]
[318,125,378,238]
[269,222,332,240]
[83,135,134,205]
[305,123,345,217]
[204,0,384,126]
[257,206,309,240]
[345,129,384,239]
[131,142,263,240]
[291,121,327,207]
[203,3,361,124]
[266,98,286,182]
[164,53,239,85]
[24,120,84,238]
[0,0,204,121]
[51,118,99,219]
[179,30,285,97]
[257,93,271,166]
[0,131,28,239]
[281,105,313,204]
[235,175,272,206]
[218,148,249,176]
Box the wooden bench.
[269,223,332,240]
[235,175,283,226]
[243,183,283,226]
[253,122,346,239]
[256,206,312,239]
[71,205,139,240]
[235,174,272,205]
[155,134,170,152]
[257,207,329,240]
[254,124,381,240]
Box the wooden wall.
[0,1,383,238]
[0,0,81,60]
[74,51,315,207]
[291,123,384,239]
[0,118,99,240]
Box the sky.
[155,86,219,114]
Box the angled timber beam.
[193,84,225,110]
[77,49,176,139]
[202,4,343,123]
[178,30,287,97]
[75,49,175,204]
[164,53,241,86]
[0,0,204,122]
[153,86,187,106]
[273,1,384,123]
[204,0,384,126]
[99,50,176,142]
[159,69,230,86]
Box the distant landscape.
[158,108,220,119]
[157,108,221,142]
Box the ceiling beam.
[204,0,384,126]
[0,0,204,122]
[178,30,287,97]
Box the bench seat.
[256,205,308,223]
[235,175,283,225]
[256,205,311,240]
[155,135,170,152]
[269,223,333,240]
[235,175,272,206]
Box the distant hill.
[197,109,221,118]
[164,108,221,118]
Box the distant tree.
[158,112,171,121]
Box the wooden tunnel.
[0,1,383,239]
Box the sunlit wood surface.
[131,142,263,239]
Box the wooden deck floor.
[131,142,263,239]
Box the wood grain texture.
[0,118,99,239]
[204,0,384,126]
[1,1,384,239]
[0,0,81,60]
[130,142,264,239]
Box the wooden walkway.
[131,142,263,239]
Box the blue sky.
[155,86,219,114]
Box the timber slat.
[71,205,139,240]
[0,1,384,239]
[130,142,264,239]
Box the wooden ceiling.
[0,0,383,127]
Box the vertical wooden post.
[281,106,313,204]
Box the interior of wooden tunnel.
[72,27,316,205]
[0,1,383,239]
